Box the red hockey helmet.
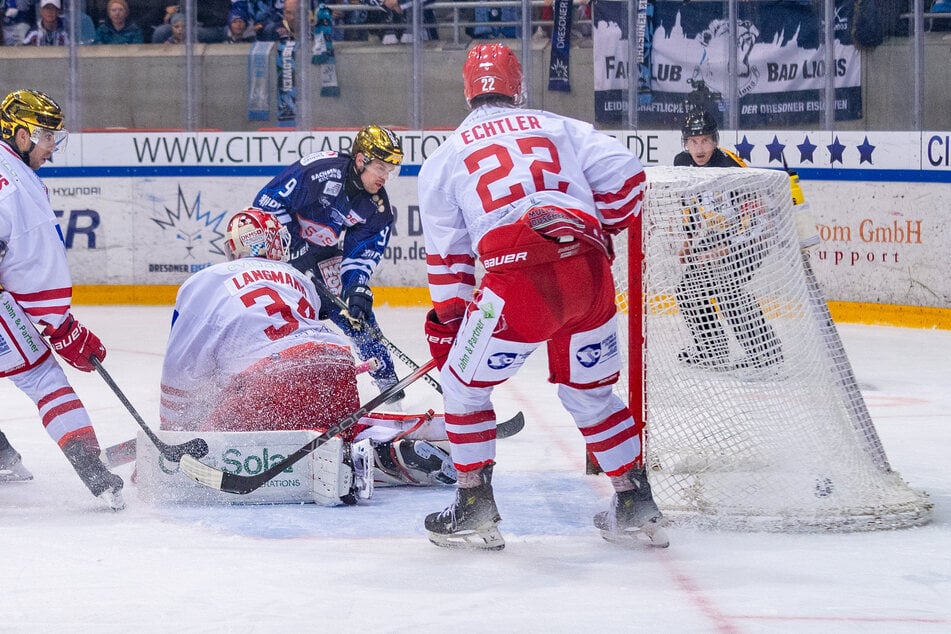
[462,43,523,106]
[225,208,291,262]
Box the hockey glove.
[342,284,373,323]
[44,314,106,372]
[424,309,460,371]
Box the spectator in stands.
[247,0,284,41]
[150,1,229,44]
[331,0,369,42]
[223,4,256,43]
[162,10,185,44]
[365,0,409,45]
[252,0,291,42]
[22,0,66,45]
[95,0,143,44]
[3,0,36,46]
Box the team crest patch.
[487,352,518,370]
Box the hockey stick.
[180,358,438,494]
[92,357,209,463]
[307,272,443,394]
[102,411,525,469]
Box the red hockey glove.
[425,309,460,371]
[44,314,106,372]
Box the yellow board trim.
[73,285,950,330]
[72,285,434,309]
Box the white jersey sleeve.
[159,259,350,429]
[0,145,74,332]
[417,105,645,320]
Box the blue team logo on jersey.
[577,334,618,368]
[487,352,518,370]
[576,344,603,368]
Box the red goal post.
[610,166,931,532]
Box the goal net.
[612,166,931,532]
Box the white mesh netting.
[612,167,931,532]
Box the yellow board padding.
[72,285,434,309]
[72,286,949,330]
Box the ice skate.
[594,467,669,548]
[0,443,33,482]
[63,440,126,511]
[425,463,504,551]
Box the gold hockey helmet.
[352,125,403,166]
[0,89,67,146]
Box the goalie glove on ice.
[425,309,460,371]
[44,314,106,372]
[342,284,373,323]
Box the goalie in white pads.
[157,208,456,504]
[0,89,124,509]
[417,44,667,550]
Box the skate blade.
[595,514,670,549]
[427,527,505,551]
[0,465,34,482]
[0,471,34,482]
[599,523,670,548]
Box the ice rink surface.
[2,305,949,633]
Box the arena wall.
[43,129,950,329]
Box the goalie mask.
[463,43,523,107]
[224,208,291,262]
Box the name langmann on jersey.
[225,267,307,296]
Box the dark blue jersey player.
[253,124,406,402]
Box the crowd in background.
[0,0,595,47]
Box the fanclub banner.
[594,0,862,127]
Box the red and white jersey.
[0,142,72,332]
[417,105,645,320]
[159,258,351,428]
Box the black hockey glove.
[342,284,373,323]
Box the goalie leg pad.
[312,436,374,506]
[350,438,374,501]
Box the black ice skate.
[0,433,33,482]
[63,440,125,511]
[594,467,669,548]
[425,462,504,551]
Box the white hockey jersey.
[417,105,645,319]
[159,257,351,428]
[0,142,73,332]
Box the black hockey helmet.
[682,109,719,145]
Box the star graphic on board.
[734,136,755,162]
[827,136,847,165]
[766,136,786,164]
[857,136,876,164]
[797,136,818,163]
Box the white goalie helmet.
[225,208,291,262]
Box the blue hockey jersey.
[252,151,394,291]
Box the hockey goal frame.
[611,166,931,532]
